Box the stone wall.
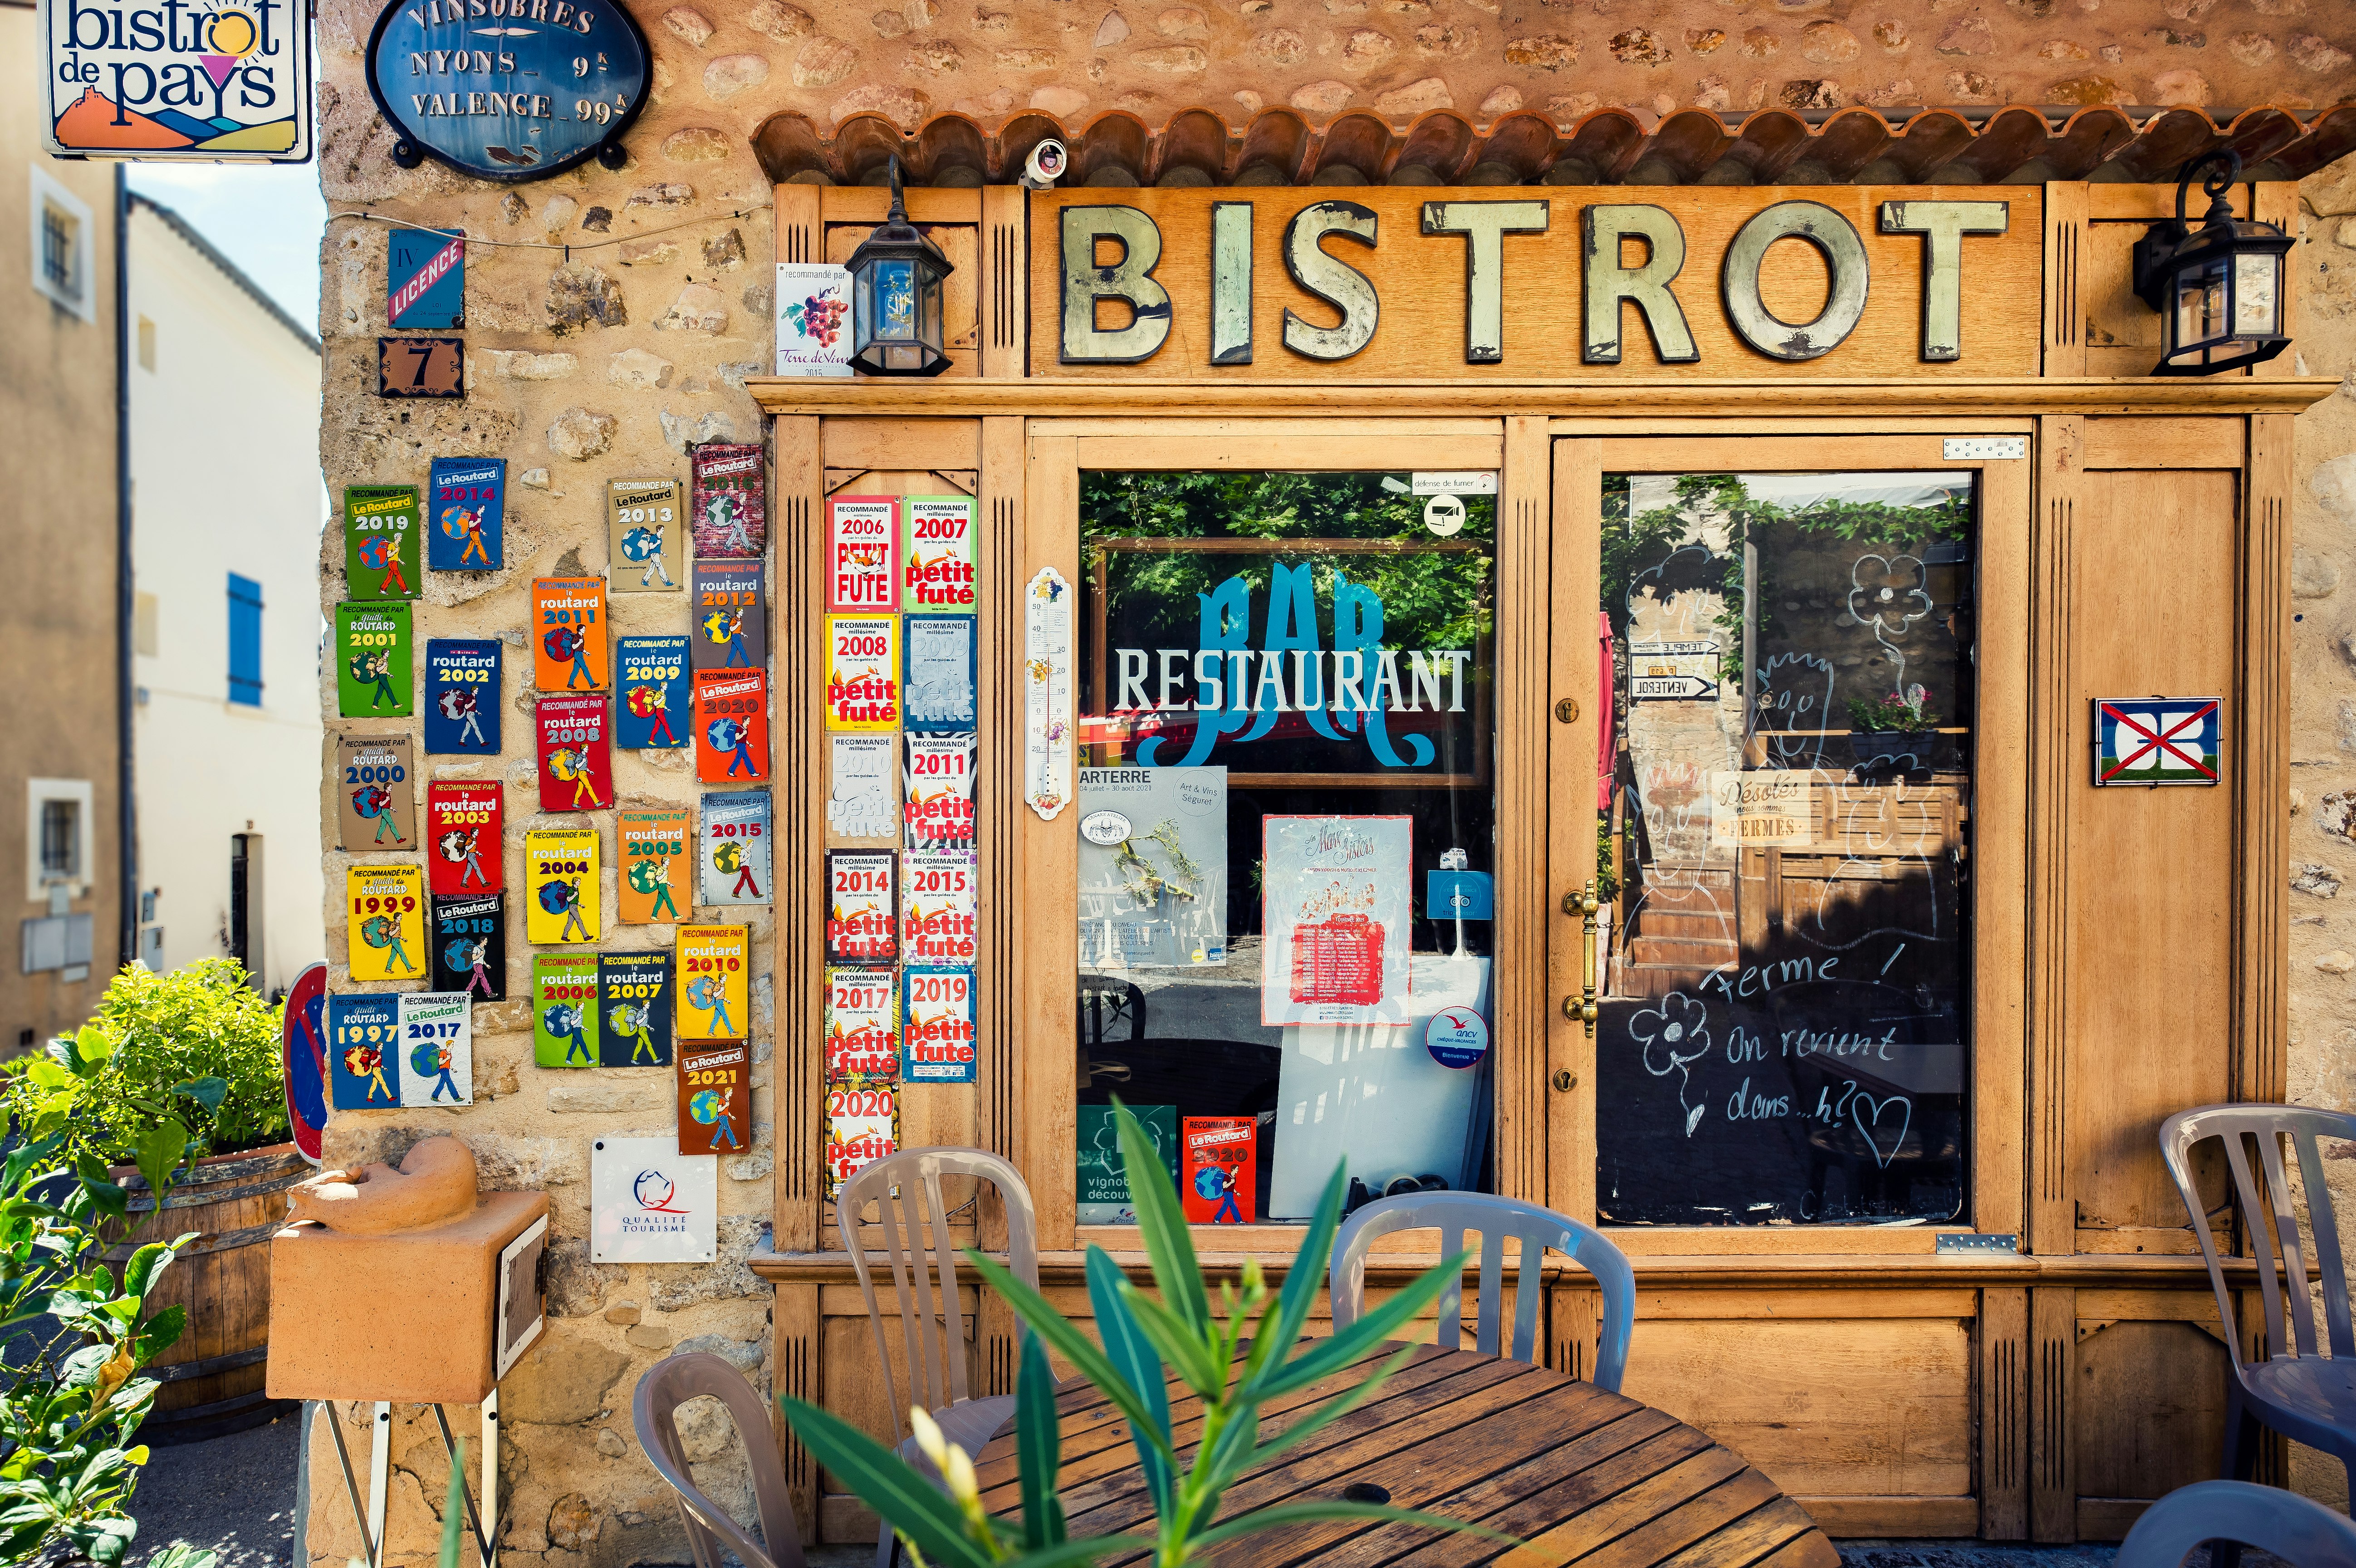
[307,0,2356,1557]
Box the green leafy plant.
[783,1102,1513,1568]
[1846,687,1941,734]
[0,1132,198,1564]
[1,960,282,1171]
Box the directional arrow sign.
[1632,676,1716,700]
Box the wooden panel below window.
[2070,1318,2230,1539]
[1616,1310,1975,1526]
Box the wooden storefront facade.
[746,173,2329,1545]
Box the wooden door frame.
[1548,428,2033,1255]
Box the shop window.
[1074,469,1497,1226]
[28,167,95,322]
[1595,470,1978,1226]
[228,573,264,706]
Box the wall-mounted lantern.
[2132,150,2293,377]
[845,158,955,377]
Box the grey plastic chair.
[2160,1104,2356,1493]
[836,1146,1039,1568]
[1329,1191,1637,1391]
[2118,1480,2356,1568]
[632,1352,807,1568]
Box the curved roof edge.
[750,101,2356,191]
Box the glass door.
[1554,432,2030,1240]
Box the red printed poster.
[425,781,503,897]
[824,966,898,1082]
[828,496,899,612]
[694,670,769,785]
[1181,1117,1257,1225]
[825,616,899,731]
[1259,815,1413,1029]
[536,693,612,813]
[825,849,896,964]
[900,851,977,964]
[904,731,977,851]
[825,1082,898,1199]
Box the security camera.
[1019,139,1067,191]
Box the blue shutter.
[228,573,263,706]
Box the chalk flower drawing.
[1629,992,1712,1137]
[1846,553,1933,696]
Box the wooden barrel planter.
[106,1142,309,1444]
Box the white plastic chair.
[1329,1191,1637,1390]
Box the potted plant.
[2,959,301,1434]
[1846,684,1941,769]
[783,1103,1517,1568]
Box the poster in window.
[422,638,501,754]
[824,967,898,1081]
[1077,1103,1178,1225]
[524,827,599,946]
[1259,815,1413,1028]
[901,851,977,965]
[825,616,899,731]
[698,790,771,908]
[901,495,976,613]
[694,671,769,785]
[676,925,749,1042]
[328,994,402,1110]
[532,578,609,692]
[424,780,502,897]
[342,485,421,601]
[677,1041,749,1153]
[535,693,612,814]
[1077,766,1228,969]
[825,850,896,964]
[430,892,505,1001]
[825,1082,898,1199]
[335,735,416,854]
[1181,1117,1257,1225]
[692,564,765,673]
[901,968,978,1084]
[398,992,472,1107]
[828,734,897,840]
[532,953,601,1068]
[903,614,976,732]
[427,458,504,572]
[599,950,673,1067]
[904,732,976,851]
[615,637,690,750]
[335,603,411,718]
[617,809,691,925]
[828,496,898,612]
[607,479,683,594]
[691,442,768,559]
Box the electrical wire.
[329,202,775,264]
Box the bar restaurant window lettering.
[1074,470,1497,1225]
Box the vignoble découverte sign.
[1036,186,2044,378]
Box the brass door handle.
[1563,877,1601,1039]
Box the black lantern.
[2131,149,2294,377]
[844,157,955,377]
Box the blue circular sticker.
[1425,1007,1490,1070]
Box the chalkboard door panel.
[1593,465,1979,1226]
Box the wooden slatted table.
[973,1341,1841,1568]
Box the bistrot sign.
[42,0,312,161]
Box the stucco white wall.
[128,197,326,995]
